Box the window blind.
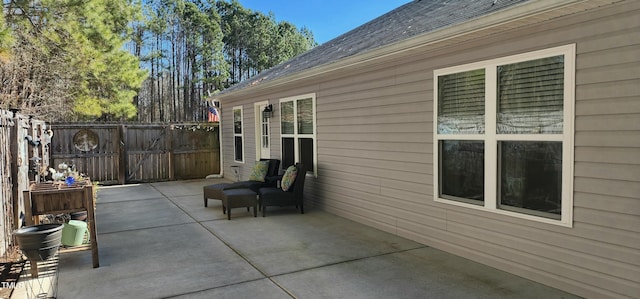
[497,55,564,134]
[280,101,294,134]
[438,69,485,134]
[297,98,314,134]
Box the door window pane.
[281,101,294,134]
[440,140,484,204]
[438,69,485,134]
[497,55,564,134]
[234,109,242,134]
[499,141,562,219]
[262,121,269,148]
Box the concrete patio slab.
[15,179,580,299]
[97,197,195,234]
[97,184,162,203]
[57,223,264,298]
[170,194,227,222]
[272,247,580,299]
[203,210,424,276]
[151,179,225,198]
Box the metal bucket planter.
[14,224,63,261]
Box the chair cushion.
[248,160,269,182]
[224,180,265,193]
[223,188,257,198]
[281,165,297,191]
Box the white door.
[255,101,270,159]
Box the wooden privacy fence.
[49,123,220,185]
[0,109,51,258]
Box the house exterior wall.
[219,2,640,298]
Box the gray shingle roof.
[222,0,530,94]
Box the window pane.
[497,55,564,134]
[297,98,314,134]
[282,137,295,169]
[440,140,484,204]
[438,69,485,134]
[234,136,243,161]
[299,138,314,172]
[499,141,562,219]
[262,122,269,148]
[281,101,294,134]
[233,109,242,134]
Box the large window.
[433,45,575,226]
[233,106,244,162]
[280,93,317,175]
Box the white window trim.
[233,106,245,163]
[432,44,575,227]
[279,93,318,177]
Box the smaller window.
[233,106,244,162]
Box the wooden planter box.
[28,182,89,215]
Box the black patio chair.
[258,163,306,217]
[203,159,280,208]
[225,159,281,191]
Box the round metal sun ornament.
[73,129,99,152]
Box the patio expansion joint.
[268,245,429,279]
[158,277,281,299]
[96,196,169,205]
[97,221,198,236]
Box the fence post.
[10,112,30,229]
[118,124,126,185]
[0,110,14,256]
[167,125,174,181]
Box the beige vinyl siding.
[220,1,639,298]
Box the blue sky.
[236,0,412,44]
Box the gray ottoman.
[203,183,229,209]
[222,189,258,220]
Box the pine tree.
[0,0,147,121]
[0,12,13,62]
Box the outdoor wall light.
[262,104,273,119]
